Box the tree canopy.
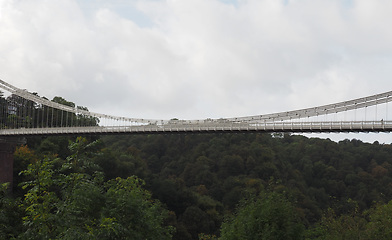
[2,137,172,240]
[220,191,304,240]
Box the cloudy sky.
[1,0,392,142]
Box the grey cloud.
[1,0,392,143]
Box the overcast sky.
[1,0,392,143]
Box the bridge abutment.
[0,137,25,189]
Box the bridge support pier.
[0,138,25,189]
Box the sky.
[1,0,392,143]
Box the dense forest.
[2,94,392,239]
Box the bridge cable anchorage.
[1,78,392,134]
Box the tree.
[365,200,392,239]
[220,191,304,240]
[0,183,23,239]
[17,138,173,240]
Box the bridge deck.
[1,121,391,136]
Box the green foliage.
[305,199,392,240]
[19,157,60,239]
[199,233,218,240]
[220,191,305,240]
[102,177,173,239]
[14,138,173,240]
[365,200,392,239]
[96,133,392,239]
[0,183,23,239]
[13,131,392,239]
[306,202,367,240]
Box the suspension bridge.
[1,79,392,136]
[1,79,391,185]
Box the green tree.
[220,191,304,240]
[101,177,173,239]
[306,199,368,240]
[0,183,23,239]
[17,138,172,240]
[365,200,392,239]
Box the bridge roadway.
[1,121,391,136]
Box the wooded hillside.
[3,132,392,239]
